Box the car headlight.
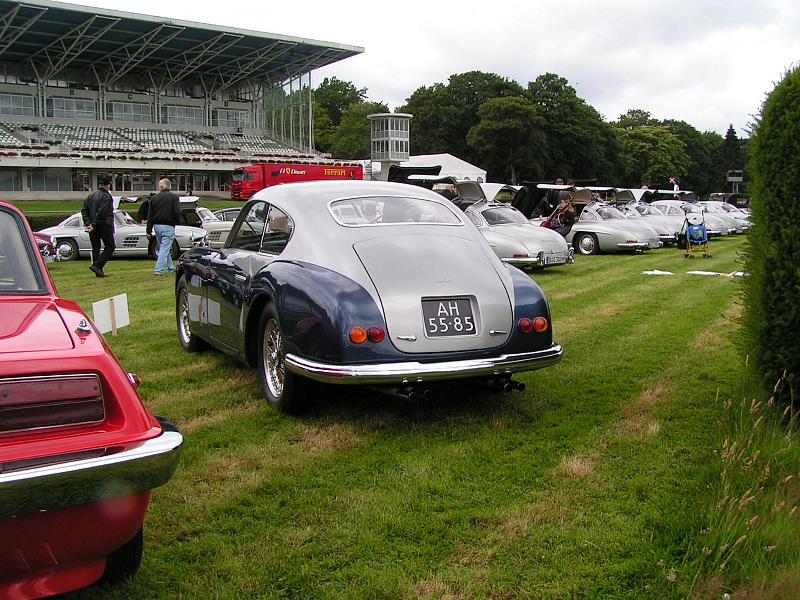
[192,235,207,247]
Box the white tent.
[399,153,487,182]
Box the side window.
[466,212,483,227]
[64,216,81,228]
[228,201,268,251]
[579,210,598,222]
[260,206,293,255]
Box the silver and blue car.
[175,181,563,413]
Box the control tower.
[368,113,413,180]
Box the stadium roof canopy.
[0,0,363,92]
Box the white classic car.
[465,201,573,268]
[40,210,207,261]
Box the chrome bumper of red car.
[285,344,563,385]
[0,417,182,520]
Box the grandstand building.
[0,0,363,199]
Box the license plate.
[422,298,476,337]
[544,255,564,265]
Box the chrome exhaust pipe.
[367,386,433,401]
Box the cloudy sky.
[84,0,798,137]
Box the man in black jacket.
[146,178,181,276]
[81,177,115,277]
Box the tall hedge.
[743,65,800,405]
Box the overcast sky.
[84,0,799,137]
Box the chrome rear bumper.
[285,344,563,385]
[0,417,183,520]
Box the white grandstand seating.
[117,128,209,153]
[0,123,317,161]
[0,123,23,147]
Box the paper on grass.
[642,270,675,275]
[92,293,130,334]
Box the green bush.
[743,65,800,406]
[26,214,71,231]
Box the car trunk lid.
[0,300,73,354]
[353,233,512,353]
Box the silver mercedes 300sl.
[175,180,563,413]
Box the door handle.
[234,274,247,282]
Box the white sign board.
[92,293,130,335]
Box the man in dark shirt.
[146,178,181,276]
[81,177,115,277]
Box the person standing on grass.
[146,178,181,276]
[81,176,115,278]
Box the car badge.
[397,335,417,342]
[75,319,92,335]
[434,278,452,284]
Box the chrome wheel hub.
[178,289,191,344]
[263,319,284,398]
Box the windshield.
[481,206,528,225]
[0,210,46,294]
[330,196,462,226]
[596,206,626,219]
[683,204,702,214]
[114,211,135,226]
[701,204,724,214]
[197,207,219,222]
[232,171,254,182]
[635,204,665,216]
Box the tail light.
[349,326,367,344]
[350,326,385,344]
[513,253,530,258]
[0,374,104,434]
[367,326,385,343]
[518,317,549,334]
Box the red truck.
[230,162,363,200]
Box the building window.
[0,168,21,191]
[131,171,154,192]
[212,108,251,128]
[46,97,96,119]
[161,105,204,125]
[0,93,35,117]
[108,101,152,123]
[27,168,72,191]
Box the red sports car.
[0,201,183,598]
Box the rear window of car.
[481,207,528,225]
[0,210,47,295]
[329,196,462,226]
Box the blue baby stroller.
[682,213,711,258]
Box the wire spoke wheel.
[178,288,192,346]
[262,318,285,399]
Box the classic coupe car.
[651,200,734,236]
[465,201,573,268]
[618,202,683,245]
[0,201,182,598]
[540,190,662,255]
[176,181,563,413]
[40,210,207,261]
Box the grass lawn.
[10,197,241,216]
[47,235,793,598]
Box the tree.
[614,125,691,187]
[314,77,367,126]
[329,101,389,160]
[399,71,525,164]
[526,74,622,183]
[721,124,747,172]
[466,97,546,183]
[743,66,800,405]
[662,119,714,194]
[312,101,336,154]
[614,108,660,130]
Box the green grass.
[47,236,798,599]
[9,198,241,215]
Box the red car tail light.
[518,318,534,333]
[0,374,104,434]
[367,326,385,343]
[533,316,549,332]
